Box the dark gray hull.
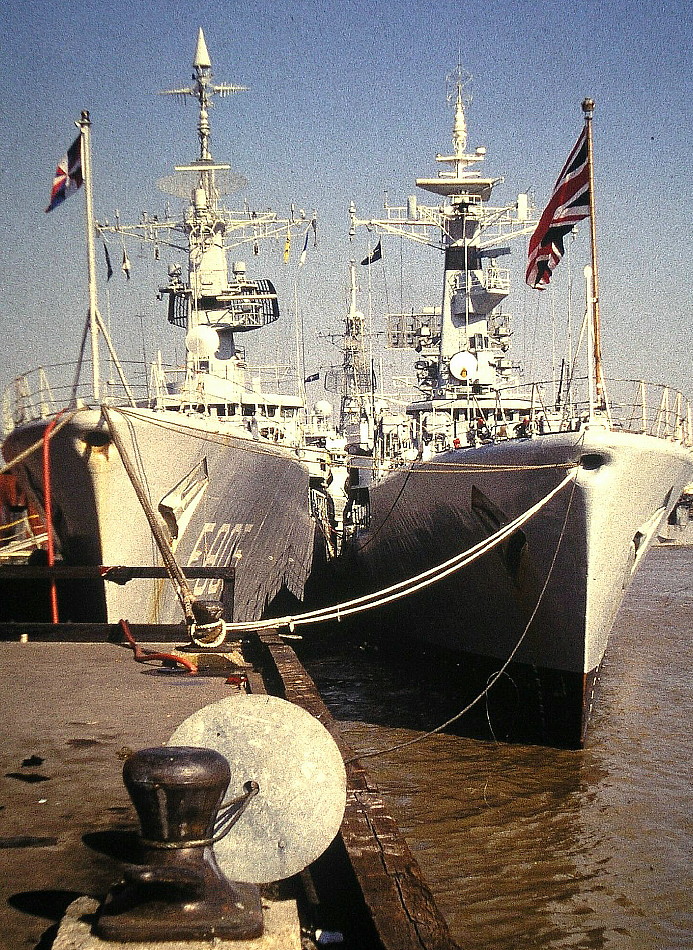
[315,427,693,746]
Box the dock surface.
[0,631,458,950]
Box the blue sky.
[0,0,691,406]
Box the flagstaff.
[77,109,101,401]
[581,97,605,406]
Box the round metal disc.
[168,694,346,884]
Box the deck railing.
[350,376,692,448]
[2,359,306,436]
[2,361,160,435]
[495,377,693,446]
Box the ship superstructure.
[96,29,312,444]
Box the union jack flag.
[526,126,590,288]
[45,134,83,212]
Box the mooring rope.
[101,411,574,636]
[352,458,575,554]
[347,457,577,473]
[3,406,579,659]
[224,466,577,633]
[343,467,579,763]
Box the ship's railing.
[362,376,692,448]
[3,359,305,436]
[2,362,166,435]
[496,377,692,445]
[247,363,299,395]
[459,267,511,296]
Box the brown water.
[296,546,693,950]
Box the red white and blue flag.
[526,126,590,288]
[45,134,83,212]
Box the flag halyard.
[45,134,84,212]
[526,126,590,288]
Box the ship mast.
[75,110,135,406]
[342,261,370,431]
[160,27,248,209]
[97,28,314,392]
[348,64,537,402]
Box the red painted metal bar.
[41,413,66,624]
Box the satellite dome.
[314,400,333,418]
[185,324,220,358]
[449,351,478,381]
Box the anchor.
[94,746,264,941]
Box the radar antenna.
[159,28,248,204]
[445,62,473,158]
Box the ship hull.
[2,407,317,625]
[320,427,692,746]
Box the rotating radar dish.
[157,168,248,198]
[168,694,346,884]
